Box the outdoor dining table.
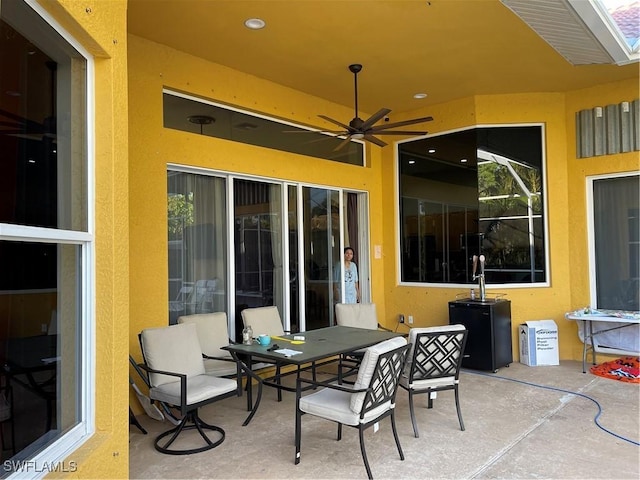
[222,325,402,425]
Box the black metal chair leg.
[295,404,302,465]
[154,411,226,455]
[454,386,465,431]
[391,411,404,460]
[408,391,419,438]
[358,427,373,480]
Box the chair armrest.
[137,364,189,413]
[202,353,236,363]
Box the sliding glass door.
[167,169,368,338]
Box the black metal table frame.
[223,325,401,425]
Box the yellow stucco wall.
[38,1,129,478]
[564,78,640,360]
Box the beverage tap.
[478,254,486,301]
[472,254,486,301]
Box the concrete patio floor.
[129,360,639,479]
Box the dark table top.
[222,325,401,365]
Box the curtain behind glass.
[594,175,639,310]
[168,172,227,324]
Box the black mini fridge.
[448,299,512,372]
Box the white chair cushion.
[178,312,232,358]
[399,375,458,390]
[241,306,285,336]
[150,374,236,406]
[404,324,466,377]
[299,385,393,426]
[350,336,407,413]
[335,303,378,330]
[141,323,205,387]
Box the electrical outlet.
[373,422,379,433]
[398,314,405,324]
[408,315,414,324]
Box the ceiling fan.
[301,64,433,150]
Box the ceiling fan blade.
[318,115,351,131]
[283,128,346,135]
[368,130,428,136]
[364,134,387,147]
[371,116,433,132]
[333,136,353,151]
[360,108,392,130]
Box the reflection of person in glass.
[334,247,360,303]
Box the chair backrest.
[178,312,230,357]
[350,336,409,414]
[335,303,378,330]
[140,323,205,387]
[405,325,467,381]
[240,306,285,336]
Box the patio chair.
[240,306,291,401]
[177,312,239,377]
[334,303,392,381]
[399,325,467,438]
[138,322,239,454]
[295,336,410,480]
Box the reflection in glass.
[167,172,228,324]
[234,179,284,334]
[593,175,639,310]
[303,187,340,329]
[0,4,87,231]
[0,241,81,467]
[399,126,546,284]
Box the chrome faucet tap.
[472,254,486,301]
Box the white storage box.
[519,320,559,366]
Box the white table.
[565,309,640,373]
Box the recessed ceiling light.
[244,18,266,29]
[408,160,416,164]
[428,148,436,154]
[413,93,427,99]
[460,158,468,163]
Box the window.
[398,125,547,286]
[0,0,91,474]
[163,90,365,166]
[588,173,640,310]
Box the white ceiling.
[128,0,639,117]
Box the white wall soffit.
[501,0,638,65]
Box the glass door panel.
[233,179,284,326]
[167,172,227,324]
[303,187,340,330]
[288,185,300,333]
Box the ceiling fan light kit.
[315,63,433,150]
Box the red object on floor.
[589,356,640,383]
